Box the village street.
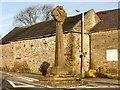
[0,1,119,90]
[0,71,119,90]
[0,71,51,89]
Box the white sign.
[106,49,118,61]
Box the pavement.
[82,78,120,86]
[0,71,120,89]
[0,71,52,89]
[18,72,120,86]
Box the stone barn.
[90,9,120,76]
[0,9,119,76]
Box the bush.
[96,72,105,78]
[96,72,113,79]
[39,61,50,76]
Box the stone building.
[0,9,119,76]
[90,9,120,76]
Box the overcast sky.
[0,0,119,38]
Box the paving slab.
[82,78,120,85]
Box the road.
[0,71,119,90]
[18,72,120,88]
[0,71,50,90]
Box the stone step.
[38,76,75,81]
[34,79,88,87]
[38,75,83,82]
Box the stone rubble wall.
[84,9,100,33]
[1,33,77,74]
[83,9,100,72]
[1,9,101,75]
[13,36,56,74]
[0,45,2,68]
[71,32,81,74]
[1,43,14,70]
[91,30,119,75]
[71,9,101,74]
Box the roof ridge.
[96,8,119,13]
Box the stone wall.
[91,30,119,75]
[71,21,81,74]
[83,9,100,72]
[84,9,100,33]
[13,36,55,74]
[1,25,82,75]
[1,9,101,75]
[0,45,2,68]
[2,43,14,70]
[71,9,101,73]
[1,33,78,74]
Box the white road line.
[17,76,39,82]
[2,72,39,82]
[68,85,120,88]
[96,86,120,88]
[7,80,35,88]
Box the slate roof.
[1,9,119,44]
[1,14,81,44]
[90,9,119,33]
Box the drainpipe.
[89,33,92,69]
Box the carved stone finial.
[51,6,67,24]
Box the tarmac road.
[0,71,47,90]
[0,71,119,90]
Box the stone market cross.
[51,6,68,75]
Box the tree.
[13,5,53,26]
[41,5,53,21]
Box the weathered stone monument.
[51,6,68,75]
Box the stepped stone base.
[49,66,69,75]
[39,75,75,81]
[36,75,88,87]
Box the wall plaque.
[106,49,118,61]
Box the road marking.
[17,76,39,82]
[68,85,120,89]
[7,80,35,88]
[1,71,39,82]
